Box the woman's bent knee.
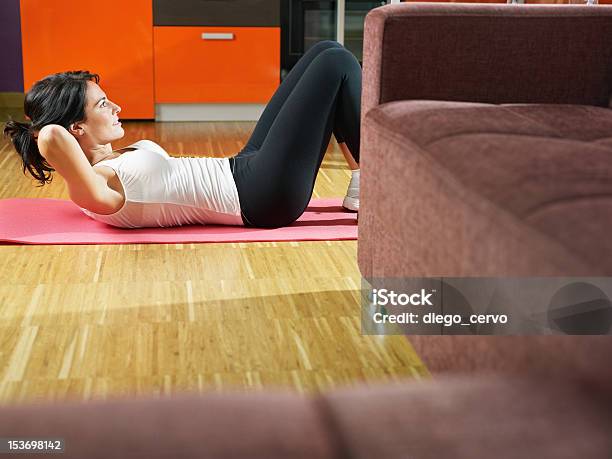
[316,40,344,51]
[317,47,360,72]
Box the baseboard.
[155,103,266,121]
[0,92,25,108]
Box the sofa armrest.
[362,3,612,116]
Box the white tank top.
[80,140,243,228]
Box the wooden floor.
[0,115,428,405]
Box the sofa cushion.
[0,392,338,459]
[322,374,612,459]
[363,101,612,274]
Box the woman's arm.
[37,124,123,213]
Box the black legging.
[229,40,362,228]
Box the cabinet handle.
[201,33,234,40]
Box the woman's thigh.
[238,40,344,156]
[233,47,362,227]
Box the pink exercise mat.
[0,198,357,245]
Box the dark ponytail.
[2,70,100,187]
[3,119,53,186]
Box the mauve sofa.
[358,3,612,278]
[1,4,612,458]
[1,372,611,459]
[357,3,612,373]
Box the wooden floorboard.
[0,118,428,404]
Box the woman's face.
[72,80,124,145]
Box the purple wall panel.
[0,0,24,92]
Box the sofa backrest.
[362,4,612,116]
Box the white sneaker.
[342,169,359,212]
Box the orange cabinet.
[20,0,154,119]
[154,26,280,103]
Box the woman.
[4,40,362,229]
